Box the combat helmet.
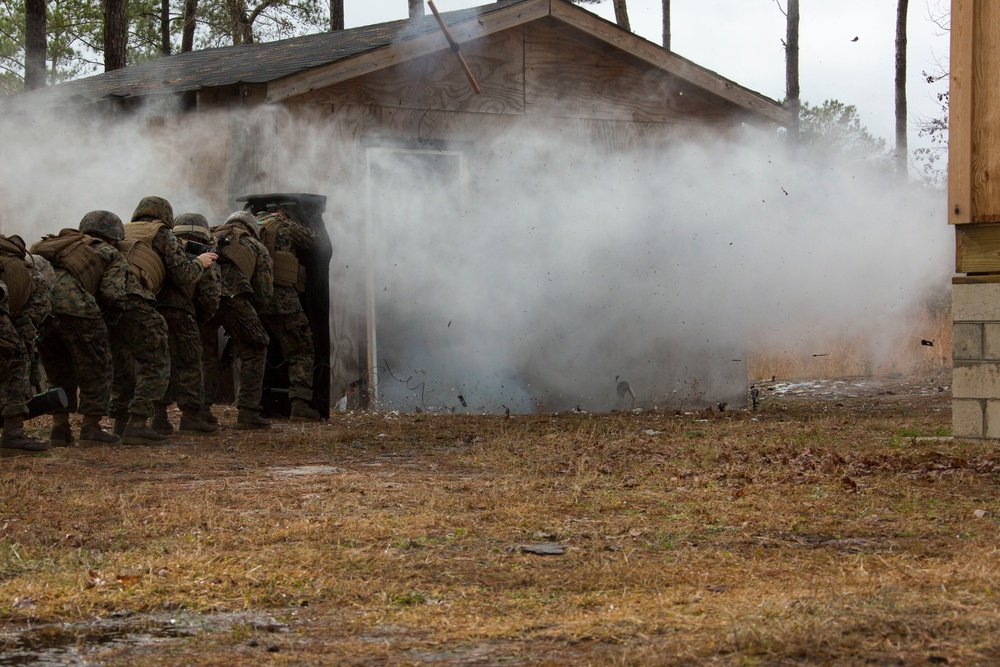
[224,210,260,238]
[173,213,212,242]
[79,210,125,242]
[131,196,174,229]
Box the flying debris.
[458,395,468,407]
[851,36,859,42]
[615,376,636,406]
[921,339,935,347]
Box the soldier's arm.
[13,268,50,344]
[158,229,204,288]
[194,264,222,324]
[288,220,317,252]
[97,246,130,310]
[251,242,274,305]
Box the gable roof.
[9,0,790,125]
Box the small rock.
[520,542,566,556]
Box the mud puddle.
[0,610,288,666]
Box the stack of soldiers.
[0,196,323,455]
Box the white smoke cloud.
[0,102,951,413]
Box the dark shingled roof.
[18,1,529,105]
[6,0,787,124]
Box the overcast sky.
[345,1,951,149]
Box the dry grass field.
[5,368,1000,666]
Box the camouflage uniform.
[110,197,204,441]
[26,254,55,391]
[257,210,319,419]
[0,280,30,420]
[0,236,51,452]
[35,227,128,418]
[203,211,273,427]
[154,213,221,434]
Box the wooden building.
[949,0,1000,437]
[10,0,790,412]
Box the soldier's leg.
[37,320,78,445]
[124,306,170,419]
[117,306,170,445]
[109,322,136,426]
[152,312,183,436]
[219,297,269,428]
[0,315,48,453]
[166,313,217,435]
[198,319,220,424]
[67,316,114,417]
[69,317,119,445]
[262,312,315,401]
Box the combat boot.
[50,412,75,447]
[122,415,170,445]
[79,414,121,445]
[112,413,128,438]
[290,399,320,422]
[1,415,51,454]
[178,409,221,435]
[197,405,219,426]
[150,404,174,436]
[236,409,271,430]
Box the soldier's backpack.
[120,221,166,295]
[30,229,105,295]
[0,235,33,317]
[259,214,306,292]
[212,224,258,280]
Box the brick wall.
[953,283,1000,438]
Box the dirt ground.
[5,369,1000,666]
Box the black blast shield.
[236,193,333,419]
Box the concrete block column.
[953,282,1000,438]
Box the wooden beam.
[548,0,790,126]
[949,0,974,224]
[266,0,549,103]
[956,222,1000,273]
[951,0,1000,225]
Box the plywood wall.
[950,0,1000,224]
[294,22,739,127]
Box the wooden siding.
[292,29,525,114]
[523,21,730,124]
[957,222,1000,273]
[950,0,1000,225]
[292,20,736,126]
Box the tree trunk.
[661,0,670,50]
[104,0,128,71]
[182,0,198,52]
[895,0,909,179]
[161,0,171,55]
[409,0,424,19]
[330,0,344,31]
[612,0,630,31]
[24,0,46,91]
[785,0,800,143]
[225,0,253,44]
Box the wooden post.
[950,0,1000,438]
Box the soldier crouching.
[32,211,129,446]
[152,213,222,435]
[109,196,216,445]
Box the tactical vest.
[213,224,258,280]
[0,236,33,317]
[121,221,166,295]
[30,229,106,295]
[260,217,306,292]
